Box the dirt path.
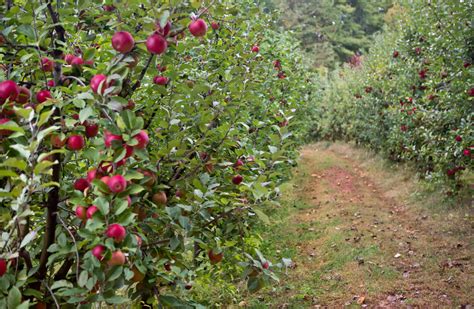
[247,143,473,308]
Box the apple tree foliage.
[0,0,314,307]
[312,1,473,194]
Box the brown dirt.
[251,143,474,308]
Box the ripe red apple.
[251,45,259,53]
[401,125,407,132]
[393,51,399,58]
[50,134,65,148]
[108,174,127,193]
[108,250,126,266]
[104,131,123,148]
[84,122,99,138]
[468,88,474,97]
[75,206,87,220]
[71,57,84,68]
[189,19,207,37]
[106,223,126,242]
[262,260,269,269]
[211,21,219,30]
[156,21,171,37]
[36,89,52,103]
[100,176,110,187]
[232,175,243,185]
[0,80,19,103]
[204,163,214,173]
[64,54,75,65]
[47,80,55,87]
[464,149,471,156]
[133,130,149,149]
[15,86,30,104]
[140,169,156,187]
[455,135,462,142]
[112,31,135,54]
[86,205,98,219]
[0,258,7,276]
[234,159,244,169]
[124,145,134,158]
[67,135,85,151]
[90,74,108,94]
[208,249,223,264]
[152,191,167,206]
[87,169,99,183]
[74,178,89,192]
[91,245,105,260]
[40,57,54,72]
[153,76,168,85]
[146,34,167,54]
[103,5,115,11]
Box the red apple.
[156,21,171,37]
[84,122,99,138]
[0,118,13,136]
[112,31,135,54]
[262,260,269,269]
[133,130,149,149]
[0,259,7,276]
[105,223,126,242]
[108,250,126,266]
[15,86,30,104]
[64,54,75,65]
[75,206,87,220]
[0,80,19,103]
[74,178,89,192]
[127,196,132,206]
[47,80,55,87]
[153,76,168,85]
[464,149,471,156]
[468,88,474,97]
[50,134,65,148]
[71,57,84,67]
[251,45,259,53]
[40,57,54,72]
[211,21,219,30]
[234,159,244,169]
[87,169,100,182]
[108,174,127,193]
[36,89,52,103]
[455,135,462,142]
[146,34,167,54]
[232,175,243,185]
[189,19,207,37]
[152,191,167,206]
[90,74,108,94]
[67,135,85,151]
[208,249,223,264]
[393,51,399,58]
[86,205,98,219]
[124,145,134,158]
[103,5,115,11]
[104,131,123,148]
[91,245,105,260]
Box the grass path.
[246,143,473,308]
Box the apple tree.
[0,0,313,307]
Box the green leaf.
[0,158,27,170]
[79,106,94,123]
[0,170,18,178]
[50,280,73,290]
[253,208,270,225]
[105,295,129,304]
[37,108,55,127]
[78,271,88,287]
[20,229,38,248]
[8,286,21,309]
